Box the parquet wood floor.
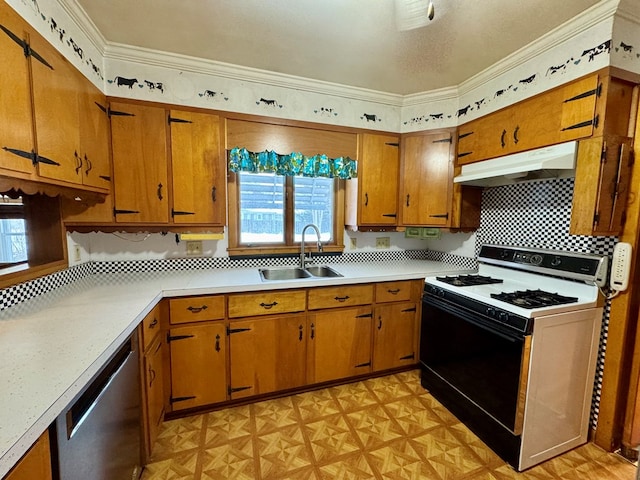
[141,370,636,479]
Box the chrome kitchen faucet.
[300,224,323,268]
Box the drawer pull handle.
[378,319,382,330]
[260,301,278,309]
[148,366,156,387]
[149,318,158,328]
[387,289,400,295]
[187,305,208,313]
[215,334,221,352]
[334,296,350,302]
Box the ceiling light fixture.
[395,0,435,31]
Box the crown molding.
[401,86,460,108]
[615,0,640,24]
[457,0,619,96]
[103,43,405,107]
[57,0,107,55]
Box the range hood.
[453,141,577,187]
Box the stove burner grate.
[491,289,578,309]
[435,274,504,287]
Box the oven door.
[420,290,530,435]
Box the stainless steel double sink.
[259,265,343,281]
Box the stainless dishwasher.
[56,332,142,480]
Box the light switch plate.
[376,237,390,249]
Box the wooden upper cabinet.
[352,133,400,226]
[457,74,600,165]
[110,101,169,223]
[77,77,110,190]
[399,131,453,226]
[169,110,225,225]
[0,4,34,176]
[30,32,82,185]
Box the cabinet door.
[457,108,514,165]
[168,323,227,411]
[110,102,169,223]
[400,132,452,226]
[0,4,34,175]
[308,306,372,384]
[170,110,225,225]
[4,430,52,480]
[373,302,418,372]
[143,336,165,453]
[77,77,110,190]
[30,32,82,185]
[228,314,307,399]
[358,133,399,225]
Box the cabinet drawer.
[228,290,306,318]
[375,281,413,303]
[169,295,225,324]
[141,304,162,351]
[308,284,374,310]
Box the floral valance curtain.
[228,147,357,179]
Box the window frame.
[227,170,345,257]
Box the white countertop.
[0,260,470,476]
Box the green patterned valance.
[228,147,357,179]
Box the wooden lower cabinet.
[168,322,227,411]
[3,430,52,480]
[308,306,373,384]
[373,302,419,372]
[142,335,164,458]
[228,314,307,400]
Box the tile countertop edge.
[0,260,471,477]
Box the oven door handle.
[423,295,523,343]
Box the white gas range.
[420,244,608,471]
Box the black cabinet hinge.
[355,361,371,368]
[113,208,140,216]
[401,307,417,313]
[458,132,474,140]
[172,209,196,217]
[399,353,415,360]
[457,152,473,158]
[561,115,599,131]
[593,212,600,227]
[228,386,251,395]
[382,213,397,218]
[384,142,400,147]
[355,313,373,318]
[170,395,196,404]
[429,213,449,219]
[168,116,193,124]
[563,83,602,103]
[167,333,195,343]
[433,136,452,144]
[2,147,60,167]
[227,326,251,335]
[99,175,111,182]
[0,24,52,69]
[107,107,135,118]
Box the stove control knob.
[486,307,495,317]
[551,256,562,267]
[530,254,543,265]
[498,311,509,323]
[437,288,446,298]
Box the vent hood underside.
[453,141,578,187]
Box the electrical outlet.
[186,240,203,256]
[73,245,81,262]
[350,237,357,249]
[376,237,390,249]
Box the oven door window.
[421,299,526,432]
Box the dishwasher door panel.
[56,333,142,480]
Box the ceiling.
[75,0,603,95]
